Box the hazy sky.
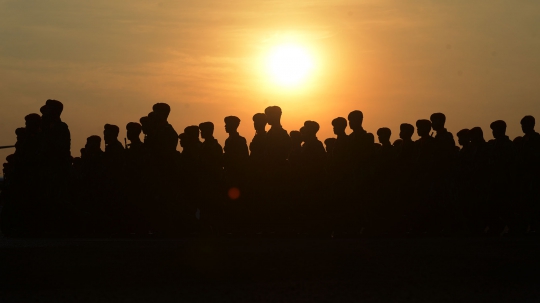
[1,0,539,161]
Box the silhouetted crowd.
[1,99,539,237]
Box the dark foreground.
[1,237,540,302]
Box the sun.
[266,44,315,87]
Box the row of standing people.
[1,100,539,237]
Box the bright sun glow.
[266,44,315,87]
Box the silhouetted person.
[300,121,326,170]
[250,113,267,162]
[199,121,223,179]
[489,120,513,156]
[376,128,392,148]
[430,113,456,162]
[104,124,125,161]
[456,129,472,164]
[140,116,155,145]
[80,135,105,176]
[430,113,456,232]
[514,116,540,232]
[264,106,291,166]
[323,137,338,179]
[469,126,490,172]
[181,125,202,162]
[459,127,489,233]
[288,130,303,167]
[518,116,540,173]
[223,116,249,177]
[457,129,470,150]
[347,110,374,171]
[396,123,416,167]
[39,99,71,170]
[485,120,515,234]
[331,117,350,169]
[18,114,41,163]
[470,127,486,146]
[324,138,337,155]
[197,121,224,228]
[415,119,435,167]
[126,122,143,151]
[151,103,178,155]
[84,136,104,157]
[374,127,395,167]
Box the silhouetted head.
[393,139,403,148]
[199,122,214,139]
[265,106,282,127]
[178,133,187,148]
[399,123,414,141]
[40,99,64,119]
[332,117,347,135]
[139,116,150,135]
[430,113,446,131]
[521,115,535,135]
[126,122,142,142]
[5,154,16,163]
[184,125,200,140]
[377,127,391,145]
[490,120,507,139]
[416,119,432,137]
[299,126,306,138]
[15,127,26,139]
[104,124,120,143]
[347,110,364,131]
[456,129,470,147]
[86,135,102,151]
[469,127,485,144]
[253,113,267,133]
[290,130,303,146]
[513,136,523,144]
[224,116,241,133]
[24,113,41,133]
[152,103,171,122]
[141,113,158,135]
[302,121,320,139]
[324,138,337,153]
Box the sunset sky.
[1,0,539,161]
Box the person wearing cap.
[199,121,223,180]
[39,99,71,167]
[223,116,249,178]
[151,103,178,156]
[485,120,515,234]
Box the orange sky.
[1,0,540,162]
